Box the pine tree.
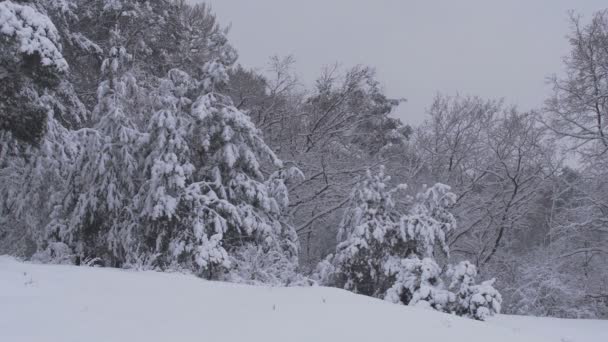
[0,0,68,144]
[398,183,457,258]
[43,28,143,265]
[0,0,83,259]
[128,58,299,280]
[0,112,76,259]
[171,58,298,279]
[320,168,502,320]
[329,166,404,296]
[130,68,195,268]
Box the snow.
[0,1,68,71]
[490,314,608,342]
[1,256,606,342]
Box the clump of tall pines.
[0,0,298,284]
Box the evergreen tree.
[132,68,195,267]
[329,167,404,296]
[398,183,456,258]
[0,0,82,259]
[169,58,298,279]
[0,0,68,144]
[43,29,143,265]
[123,58,299,280]
[320,167,502,320]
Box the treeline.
[0,0,606,319]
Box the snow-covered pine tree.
[0,0,84,258]
[327,167,405,296]
[398,183,457,257]
[228,166,305,285]
[0,0,68,144]
[130,68,195,268]
[42,28,143,265]
[0,110,77,259]
[383,190,502,320]
[320,168,502,320]
[188,60,297,279]
[380,184,457,309]
[133,56,299,280]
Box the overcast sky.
[197,0,606,125]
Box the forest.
[1,0,607,322]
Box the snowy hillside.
[1,257,606,342]
[490,315,608,342]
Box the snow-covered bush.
[228,245,302,286]
[319,168,501,320]
[450,261,502,320]
[385,256,454,312]
[31,241,74,264]
[313,256,337,285]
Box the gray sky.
[197,0,606,125]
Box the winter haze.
[201,0,605,124]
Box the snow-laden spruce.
[317,167,502,320]
[42,29,143,266]
[140,61,299,280]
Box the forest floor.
[1,256,606,342]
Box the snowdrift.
[1,256,606,342]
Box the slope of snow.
[490,314,608,342]
[0,256,605,342]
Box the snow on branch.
[0,1,68,71]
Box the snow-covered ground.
[1,256,606,342]
[490,314,608,342]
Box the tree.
[449,261,502,320]
[538,9,608,318]
[319,167,501,320]
[328,167,404,296]
[0,0,84,258]
[0,0,68,144]
[414,95,551,269]
[127,57,299,280]
[183,70,298,278]
[544,10,608,156]
[226,61,410,269]
[132,68,195,268]
[42,29,144,265]
[384,256,453,312]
